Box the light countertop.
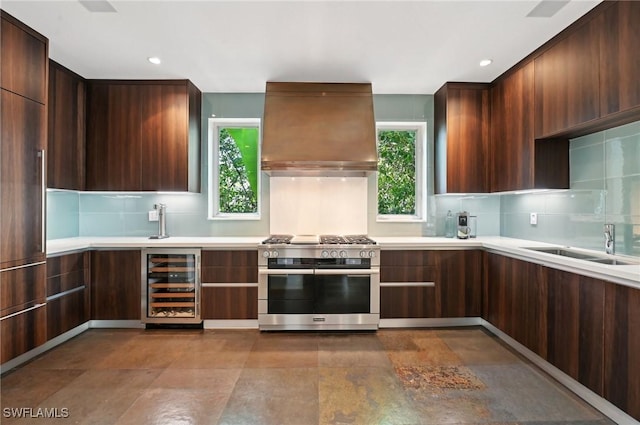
[47,236,639,289]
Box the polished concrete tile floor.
[0,327,615,425]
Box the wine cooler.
[142,249,201,324]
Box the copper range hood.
[261,82,377,176]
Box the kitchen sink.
[524,247,596,260]
[587,257,639,266]
[523,247,640,266]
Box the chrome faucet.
[150,203,169,239]
[604,224,614,255]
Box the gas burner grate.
[320,235,348,244]
[344,235,377,245]
[262,235,293,245]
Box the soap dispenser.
[445,210,455,238]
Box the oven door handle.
[314,268,379,276]
[259,269,315,276]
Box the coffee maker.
[457,211,470,239]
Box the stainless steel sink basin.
[523,247,639,266]
[524,247,596,260]
[587,257,639,266]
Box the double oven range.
[258,235,380,331]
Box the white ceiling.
[2,0,600,94]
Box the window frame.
[375,121,427,223]
[207,117,262,220]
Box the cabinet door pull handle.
[38,149,46,254]
[0,303,46,321]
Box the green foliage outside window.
[218,127,259,213]
[377,130,416,215]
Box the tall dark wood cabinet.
[534,14,601,139]
[434,83,489,194]
[86,80,201,192]
[0,11,49,364]
[91,251,141,320]
[48,60,86,190]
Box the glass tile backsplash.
[45,103,639,257]
[501,120,640,256]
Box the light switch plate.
[148,210,159,221]
[530,212,538,225]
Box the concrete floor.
[0,327,615,425]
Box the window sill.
[376,214,426,223]
[208,214,261,221]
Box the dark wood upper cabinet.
[0,11,48,104]
[434,83,489,194]
[86,80,201,192]
[48,60,86,190]
[599,0,640,118]
[534,14,601,139]
[490,62,536,192]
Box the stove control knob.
[339,250,347,258]
[322,250,330,258]
[368,251,376,258]
[271,250,279,258]
[262,251,270,258]
[359,250,367,258]
[330,250,338,258]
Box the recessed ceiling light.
[79,0,116,13]
[147,57,161,65]
[479,59,493,67]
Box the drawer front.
[201,286,258,319]
[202,250,257,267]
[47,252,88,278]
[1,302,47,363]
[380,286,437,319]
[47,288,88,339]
[0,263,46,312]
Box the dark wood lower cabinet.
[380,250,482,319]
[47,288,89,339]
[1,303,46,364]
[0,263,46,312]
[91,250,141,320]
[436,250,482,317]
[46,252,90,339]
[201,250,258,283]
[603,282,640,420]
[201,286,258,320]
[380,286,436,319]
[547,268,604,396]
[486,253,548,358]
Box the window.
[208,118,261,219]
[376,122,427,222]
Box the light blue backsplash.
[501,120,640,257]
[434,194,501,237]
[47,190,80,239]
[45,89,639,256]
[47,93,438,239]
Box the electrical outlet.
[530,212,538,225]
[148,210,159,221]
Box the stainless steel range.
[258,235,380,331]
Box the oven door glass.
[314,272,370,314]
[267,272,315,314]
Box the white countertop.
[47,236,639,289]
